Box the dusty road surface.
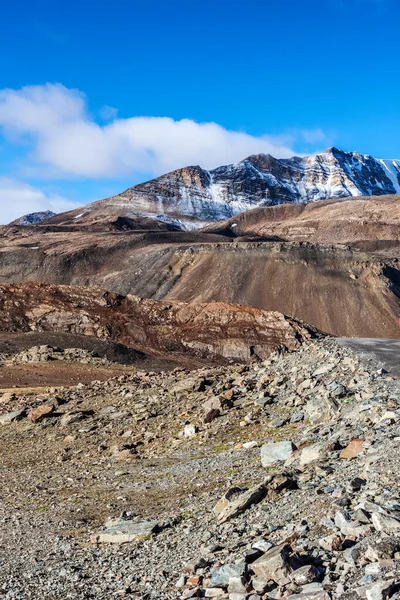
[338,337,400,379]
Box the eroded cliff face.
[0,283,318,363]
[44,148,400,228]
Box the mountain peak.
[321,146,344,155]
[45,148,400,230]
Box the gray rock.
[204,589,226,598]
[299,443,327,466]
[286,592,330,600]
[251,575,274,594]
[269,416,288,428]
[365,580,394,600]
[313,364,336,376]
[0,408,25,425]
[343,544,361,565]
[334,510,352,531]
[255,395,273,407]
[217,483,268,522]
[260,441,296,467]
[60,410,92,427]
[252,539,274,553]
[90,518,158,544]
[371,511,400,533]
[251,543,291,585]
[290,412,305,423]
[210,563,247,587]
[304,397,331,424]
[228,576,248,594]
[243,441,259,449]
[290,565,318,585]
[328,381,347,398]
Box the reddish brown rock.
[0,283,318,366]
[340,439,364,459]
[28,404,54,423]
[187,575,202,587]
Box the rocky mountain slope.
[44,148,400,228]
[2,155,400,600]
[0,283,317,364]
[1,336,400,599]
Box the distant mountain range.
[11,148,400,229]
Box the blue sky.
[0,0,399,221]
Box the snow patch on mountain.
[378,159,400,194]
[126,149,400,226]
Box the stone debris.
[260,440,296,467]
[216,482,268,522]
[0,337,400,599]
[91,517,159,544]
[27,403,55,422]
[7,344,114,366]
[0,408,25,424]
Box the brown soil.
[0,362,133,389]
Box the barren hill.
[204,194,400,252]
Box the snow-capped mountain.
[10,210,56,226]
[46,148,400,229]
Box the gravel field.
[1,338,400,599]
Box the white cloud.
[0,177,78,224]
[0,83,318,179]
[99,105,119,121]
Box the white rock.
[260,441,296,467]
[243,441,259,449]
[365,580,394,600]
[184,424,197,437]
[372,511,400,533]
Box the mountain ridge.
[44,147,400,229]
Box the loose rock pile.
[6,344,113,365]
[0,338,399,599]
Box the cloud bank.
[0,83,320,179]
[0,178,76,223]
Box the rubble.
[1,337,400,599]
